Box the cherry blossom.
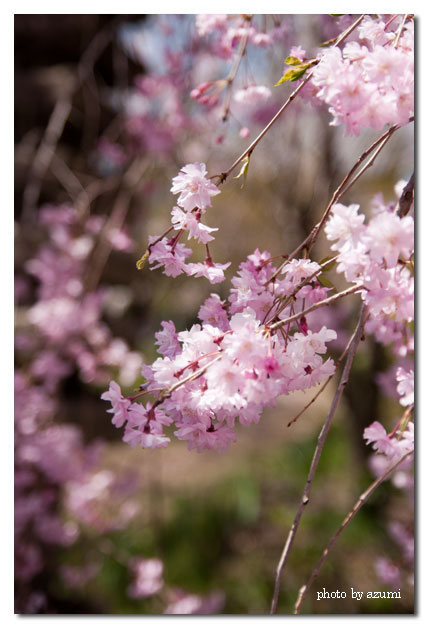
[170,162,220,212]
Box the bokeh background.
[14,14,414,614]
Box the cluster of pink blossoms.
[325,189,414,479]
[363,363,414,476]
[21,205,142,385]
[15,204,145,605]
[148,162,231,284]
[323,186,415,590]
[309,15,414,136]
[364,363,414,589]
[195,14,289,59]
[325,194,414,357]
[104,240,338,452]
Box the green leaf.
[285,55,303,66]
[136,249,150,270]
[318,256,337,272]
[233,155,250,189]
[275,65,308,86]
[317,274,337,292]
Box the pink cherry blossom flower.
[375,557,401,590]
[198,294,230,331]
[233,85,272,107]
[170,163,220,212]
[364,211,413,268]
[195,14,228,38]
[171,206,217,243]
[164,589,225,614]
[155,320,181,358]
[325,203,366,251]
[148,237,192,278]
[101,381,131,428]
[396,368,414,407]
[186,260,231,284]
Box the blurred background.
[14,14,414,614]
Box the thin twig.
[75,174,123,217]
[22,99,73,222]
[393,14,409,48]
[221,23,250,122]
[269,284,363,333]
[270,304,369,614]
[21,19,117,222]
[294,448,414,613]
[50,153,87,201]
[83,158,149,291]
[338,134,393,199]
[263,255,339,325]
[78,20,116,148]
[151,355,222,410]
[219,68,314,181]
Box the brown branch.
[151,354,222,411]
[50,153,87,201]
[263,255,339,325]
[294,448,414,614]
[395,172,414,218]
[270,304,369,614]
[337,133,393,199]
[75,174,123,217]
[269,284,363,333]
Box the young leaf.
[317,274,337,292]
[318,256,338,272]
[136,249,150,270]
[275,65,308,86]
[233,155,250,189]
[285,55,303,66]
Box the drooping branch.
[294,448,414,614]
[270,304,369,614]
[269,117,414,281]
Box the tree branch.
[294,448,414,613]
[270,304,369,614]
[268,284,363,333]
[395,172,414,218]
